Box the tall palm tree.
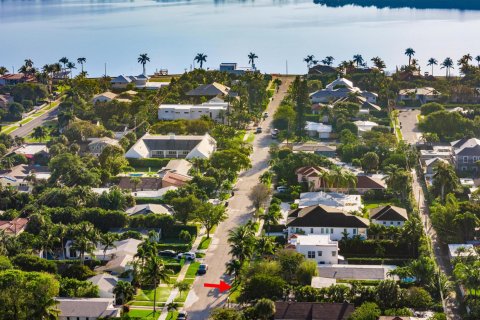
[113,280,136,305]
[256,234,276,257]
[228,224,255,265]
[194,53,207,69]
[66,62,76,79]
[352,54,364,67]
[0,66,8,75]
[304,55,315,69]
[427,58,438,76]
[441,57,454,78]
[77,57,86,73]
[166,302,179,319]
[433,161,459,202]
[100,232,118,260]
[59,57,69,76]
[370,56,386,70]
[137,53,150,75]
[71,235,95,265]
[321,56,334,66]
[142,256,171,313]
[24,59,34,68]
[475,55,480,67]
[404,48,415,66]
[248,52,258,69]
[32,126,47,142]
[225,259,242,281]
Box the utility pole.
[285,60,288,75]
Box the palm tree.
[113,280,136,305]
[352,54,364,67]
[404,48,415,66]
[34,296,60,320]
[2,157,14,171]
[24,59,34,68]
[100,232,118,260]
[321,56,334,66]
[476,55,480,67]
[433,161,459,202]
[71,235,96,265]
[370,56,386,70]
[194,53,207,69]
[254,298,276,320]
[137,53,150,75]
[441,57,454,78]
[228,225,255,265]
[427,58,438,76]
[32,126,47,142]
[66,62,76,79]
[57,109,74,129]
[225,259,242,281]
[59,57,69,76]
[248,52,258,69]
[77,57,87,73]
[0,66,8,75]
[304,55,315,70]
[142,256,171,313]
[166,302,179,319]
[256,234,276,257]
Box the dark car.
[177,311,188,320]
[256,127,262,133]
[159,250,176,257]
[197,263,208,275]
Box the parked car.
[256,127,262,133]
[177,252,196,261]
[276,186,288,193]
[177,311,188,320]
[159,250,176,257]
[263,112,269,118]
[271,128,279,139]
[197,263,208,275]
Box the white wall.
[372,220,405,227]
[295,244,338,265]
[288,226,367,241]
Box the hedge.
[165,263,182,273]
[135,198,166,204]
[346,257,412,266]
[12,254,57,274]
[162,225,198,239]
[156,243,191,252]
[340,240,413,258]
[127,158,170,169]
[265,224,286,233]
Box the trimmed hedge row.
[346,257,412,266]
[163,225,198,239]
[340,240,413,258]
[165,263,182,273]
[127,158,170,168]
[157,243,191,252]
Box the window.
[310,228,314,234]
[462,166,468,171]
[353,229,357,235]
[390,221,394,225]
[330,228,334,234]
[463,156,469,163]
[307,251,315,259]
[332,251,337,257]
[321,228,324,234]
[397,221,401,225]
[317,251,323,256]
[383,221,386,225]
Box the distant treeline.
[314,0,480,10]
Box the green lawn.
[125,309,161,319]
[1,126,18,134]
[134,286,172,302]
[363,199,401,211]
[198,237,212,250]
[185,262,200,278]
[167,311,179,320]
[19,117,33,125]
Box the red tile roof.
[0,218,29,235]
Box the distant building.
[448,244,478,260]
[87,274,119,299]
[56,297,121,320]
[219,63,254,75]
[353,120,378,136]
[88,137,120,157]
[288,234,340,265]
[186,82,231,99]
[424,157,449,175]
[307,64,338,76]
[125,204,173,216]
[0,218,29,236]
[451,138,480,172]
[296,166,329,191]
[274,302,354,320]
[0,73,35,86]
[310,77,378,104]
[125,133,216,160]
[419,146,453,164]
[91,92,131,104]
[291,143,337,157]
[286,205,369,240]
[355,175,386,194]
[398,87,441,104]
[158,99,228,123]
[14,144,49,162]
[370,205,408,227]
[305,121,332,139]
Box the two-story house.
[125,133,217,159]
[87,137,120,157]
[158,99,228,123]
[451,138,480,172]
[288,234,340,265]
[286,205,369,240]
[370,205,408,227]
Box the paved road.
[184,77,293,319]
[397,108,421,144]
[8,104,59,138]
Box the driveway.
[397,108,421,144]
[183,76,293,320]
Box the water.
[1,0,480,76]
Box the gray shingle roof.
[143,137,204,150]
[275,302,354,320]
[370,205,408,221]
[186,82,230,96]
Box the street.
[184,77,293,319]
[397,108,421,144]
[8,103,59,138]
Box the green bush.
[12,254,57,273]
[156,243,191,252]
[163,225,198,239]
[127,158,170,169]
[165,263,182,273]
[346,257,412,266]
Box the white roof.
[448,244,477,258]
[160,159,192,176]
[125,203,173,216]
[87,274,118,295]
[93,238,141,257]
[298,192,362,212]
[93,92,117,100]
[294,234,338,246]
[56,298,120,318]
[326,77,354,91]
[131,186,178,198]
[311,277,337,289]
[15,144,48,155]
[88,137,120,147]
[425,157,448,167]
[305,121,332,133]
[399,87,440,96]
[354,120,378,127]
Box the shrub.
[59,263,95,280]
[179,230,192,243]
[402,286,433,309]
[0,256,12,270]
[421,102,444,115]
[162,225,198,239]
[127,158,170,169]
[164,263,182,273]
[12,254,57,273]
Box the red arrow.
[203,280,231,293]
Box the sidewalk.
[157,227,206,320]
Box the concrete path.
[183,76,293,320]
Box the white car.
[276,186,288,193]
[177,252,196,261]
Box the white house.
[398,87,441,104]
[419,146,453,164]
[92,92,118,104]
[451,138,480,171]
[87,137,120,157]
[310,77,378,104]
[158,100,227,123]
[424,157,449,175]
[297,192,363,212]
[125,203,173,216]
[125,133,216,160]
[370,205,408,227]
[305,122,332,139]
[286,205,369,240]
[56,297,121,320]
[87,274,119,299]
[288,234,340,265]
[353,120,378,136]
[448,244,478,260]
